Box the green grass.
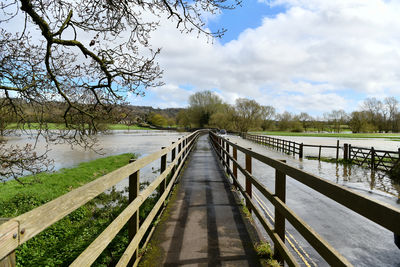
[305,156,352,165]
[7,122,67,130]
[0,153,134,204]
[106,124,154,130]
[0,153,137,266]
[252,131,400,140]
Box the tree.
[349,111,377,133]
[209,104,235,130]
[0,1,241,181]
[276,111,303,132]
[233,98,266,132]
[324,110,348,133]
[362,98,385,132]
[384,97,399,132]
[176,109,192,129]
[298,112,312,132]
[187,91,224,127]
[148,112,167,127]
[261,105,276,130]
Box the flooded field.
[243,135,400,199]
[273,135,400,159]
[3,130,188,187]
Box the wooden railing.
[242,133,304,158]
[210,131,400,266]
[349,145,400,172]
[0,130,205,266]
[243,133,400,171]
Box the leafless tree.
[0,0,241,181]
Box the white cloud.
[139,0,400,115]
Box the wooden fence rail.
[242,133,303,158]
[0,130,205,266]
[243,133,400,172]
[210,131,400,266]
[349,145,400,172]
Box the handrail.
[209,131,400,266]
[0,130,205,265]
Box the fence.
[243,133,400,172]
[348,145,400,172]
[0,130,204,266]
[209,131,400,266]
[242,133,303,158]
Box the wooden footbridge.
[1,130,400,266]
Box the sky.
[127,0,400,116]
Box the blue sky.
[207,1,287,44]
[128,0,400,116]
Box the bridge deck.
[141,134,263,266]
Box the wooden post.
[336,140,340,161]
[219,138,222,161]
[349,144,352,160]
[221,139,224,162]
[371,147,375,169]
[274,160,287,264]
[160,148,167,198]
[226,142,230,172]
[344,143,348,160]
[233,146,238,189]
[171,142,176,178]
[128,159,139,263]
[318,145,322,160]
[178,138,182,166]
[245,148,252,213]
[398,148,400,164]
[0,218,17,267]
[183,138,186,158]
[299,143,304,159]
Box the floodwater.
[271,135,400,159]
[227,135,400,266]
[2,130,188,188]
[244,135,400,198]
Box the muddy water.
[227,135,400,266]
[3,130,188,188]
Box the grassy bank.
[6,123,154,131]
[0,153,154,266]
[252,131,400,140]
[106,124,154,130]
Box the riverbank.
[252,131,400,140]
[6,123,155,131]
[0,153,136,266]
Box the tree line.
[175,91,400,133]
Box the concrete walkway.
[142,134,263,266]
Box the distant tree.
[384,97,399,132]
[261,105,276,131]
[298,112,313,132]
[362,98,386,132]
[148,113,167,127]
[209,104,235,131]
[324,110,348,133]
[187,91,224,127]
[349,111,377,133]
[233,98,266,132]
[177,109,192,129]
